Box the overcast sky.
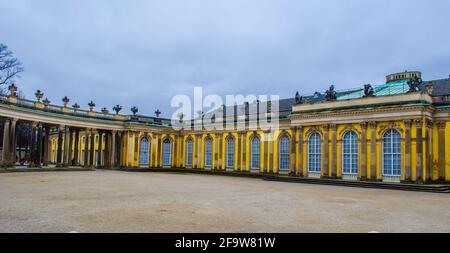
[1,0,450,117]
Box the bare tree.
[0,43,24,88]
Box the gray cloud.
[1,0,449,116]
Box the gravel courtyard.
[0,170,449,233]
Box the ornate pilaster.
[263,131,269,173]
[369,121,377,181]
[403,120,412,182]
[297,126,303,177]
[415,119,423,183]
[290,127,297,175]
[269,132,274,174]
[437,121,447,182]
[158,134,163,167]
[241,132,247,171]
[359,122,367,180]
[330,124,337,178]
[322,124,329,178]
[218,133,223,170]
[425,119,433,182]
[237,132,242,171]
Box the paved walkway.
[0,170,449,232]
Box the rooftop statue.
[363,84,375,97]
[325,85,337,101]
[407,76,422,93]
[294,91,304,104]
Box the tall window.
[279,135,290,171]
[186,139,193,167]
[342,131,358,174]
[139,137,150,165]
[162,139,172,166]
[251,136,260,169]
[226,137,235,168]
[308,132,322,173]
[383,129,401,176]
[205,138,212,167]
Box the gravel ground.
[0,170,449,233]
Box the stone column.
[9,118,18,167]
[42,127,50,166]
[369,122,377,181]
[269,132,274,174]
[298,126,303,177]
[84,129,90,167]
[73,129,80,166]
[404,120,412,182]
[117,131,122,167]
[2,118,11,167]
[36,123,43,167]
[103,132,108,167]
[63,126,70,167]
[359,122,367,180]
[415,119,423,183]
[425,120,433,182]
[322,124,329,178]
[29,122,38,167]
[110,131,117,168]
[330,124,337,178]
[98,131,103,167]
[89,129,95,168]
[437,121,446,182]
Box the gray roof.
[420,78,450,96]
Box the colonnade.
[1,117,122,168]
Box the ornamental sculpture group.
[294,78,423,105]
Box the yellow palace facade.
[1,71,450,184]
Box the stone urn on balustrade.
[87,101,96,117]
[7,84,18,104]
[34,90,45,109]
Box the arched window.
[278,135,290,171]
[308,132,322,173]
[342,131,358,175]
[139,137,150,165]
[162,138,172,166]
[186,139,193,167]
[251,136,260,169]
[226,137,235,168]
[383,129,401,177]
[204,138,213,167]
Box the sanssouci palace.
[1,71,450,185]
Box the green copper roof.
[337,80,410,100]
